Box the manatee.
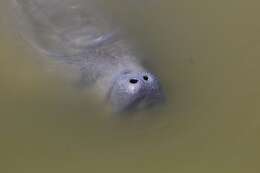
[12,0,164,112]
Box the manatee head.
[107,69,164,112]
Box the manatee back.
[12,0,119,59]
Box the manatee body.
[12,0,164,112]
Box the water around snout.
[1,0,260,173]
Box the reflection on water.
[1,0,260,172]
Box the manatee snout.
[108,70,164,112]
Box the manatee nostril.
[129,79,138,84]
[143,75,149,81]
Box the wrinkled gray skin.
[12,0,164,112]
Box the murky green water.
[1,0,260,172]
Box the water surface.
[1,0,260,172]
